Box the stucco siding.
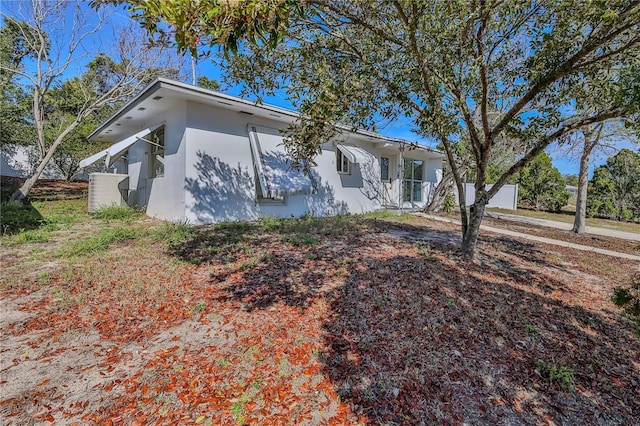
[127,102,187,221]
[182,101,393,224]
[184,101,261,223]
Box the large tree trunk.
[460,191,488,258]
[423,170,453,213]
[572,124,601,234]
[572,145,591,233]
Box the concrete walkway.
[485,211,640,242]
[417,213,640,261]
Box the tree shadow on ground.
[320,251,639,424]
[0,201,44,234]
[165,215,639,424]
[361,218,463,247]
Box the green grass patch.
[364,210,417,223]
[57,227,141,257]
[92,205,142,221]
[256,216,284,232]
[1,199,88,245]
[1,201,44,234]
[151,220,196,249]
[4,227,53,246]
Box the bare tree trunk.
[10,142,56,202]
[572,146,591,233]
[572,124,602,234]
[10,118,81,202]
[423,170,453,213]
[460,193,488,258]
[440,137,468,234]
[1,2,183,203]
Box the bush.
[612,273,640,338]
[588,150,640,222]
[516,152,569,212]
[442,193,456,213]
[535,359,575,391]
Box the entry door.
[403,159,424,205]
[380,156,394,206]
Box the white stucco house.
[79,78,445,224]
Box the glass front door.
[403,159,423,203]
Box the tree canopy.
[0,18,35,147]
[587,148,640,222]
[1,0,186,195]
[516,152,569,213]
[105,0,640,257]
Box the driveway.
[417,213,640,261]
[484,211,640,242]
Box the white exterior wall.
[127,103,187,221]
[302,141,382,217]
[183,101,260,223]
[183,101,438,224]
[118,99,444,225]
[455,183,519,210]
[182,101,388,224]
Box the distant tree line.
[478,148,639,223]
[587,149,640,222]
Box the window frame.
[336,148,350,174]
[380,156,390,182]
[149,126,165,178]
[402,159,424,203]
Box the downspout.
[398,142,405,215]
[191,57,197,85]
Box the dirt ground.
[1,182,639,425]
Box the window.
[254,170,284,203]
[149,126,165,178]
[380,157,390,181]
[402,159,423,202]
[248,125,315,201]
[336,148,350,174]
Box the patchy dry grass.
[1,184,639,425]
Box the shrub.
[535,359,575,391]
[612,273,640,338]
[442,193,456,213]
[516,152,569,212]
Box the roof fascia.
[88,78,444,157]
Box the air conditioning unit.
[88,173,129,213]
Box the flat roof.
[88,77,444,158]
